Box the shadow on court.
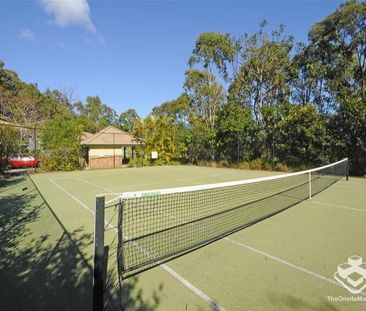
[267,292,341,311]
[0,176,161,310]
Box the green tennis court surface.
[1,165,365,310]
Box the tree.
[152,94,191,162]
[152,94,190,124]
[184,69,225,161]
[74,96,117,132]
[276,103,326,167]
[39,116,82,171]
[133,115,187,165]
[189,32,237,80]
[44,89,73,110]
[229,21,294,122]
[118,109,140,133]
[291,42,329,110]
[217,101,255,162]
[329,95,366,176]
[307,0,366,101]
[303,0,366,174]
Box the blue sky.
[0,0,343,117]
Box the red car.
[7,154,40,169]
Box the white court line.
[74,177,114,194]
[72,177,120,204]
[50,179,92,214]
[312,201,366,213]
[49,178,224,311]
[224,237,366,296]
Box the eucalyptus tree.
[188,32,238,81]
[305,0,366,174]
[229,21,294,122]
[118,108,140,133]
[184,68,225,161]
[306,0,366,104]
[74,96,118,132]
[152,94,190,125]
[291,43,329,110]
[184,32,238,161]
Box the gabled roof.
[80,125,140,146]
[80,131,94,141]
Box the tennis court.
[1,163,365,310]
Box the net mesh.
[118,159,348,278]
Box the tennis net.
[117,158,348,278]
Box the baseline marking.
[224,237,366,296]
[49,178,224,310]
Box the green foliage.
[308,0,366,98]
[39,117,82,171]
[0,61,74,129]
[189,32,237,80]
[184,69,224,161]
[133,115,187,165]
[74,96,117,133]
[229,22,293,121]
[0,125,21,168]
[275,103,326,166]
[152,94,190,124]
[118,109,140,133]
[329,95,366,175]
[217,101,255,162]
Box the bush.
[217,160,230,168]
[39,117,82,172]
[38,149,81,172]
[248,159,262,170]
[237,161,250,170]
[274,162,292,172]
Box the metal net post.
[308,172,312,199]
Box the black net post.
[93,196,105,311]
[346,159,349,181]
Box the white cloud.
[19,28,37,41]
[39,0,96,33]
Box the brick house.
[80,126,141,169]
